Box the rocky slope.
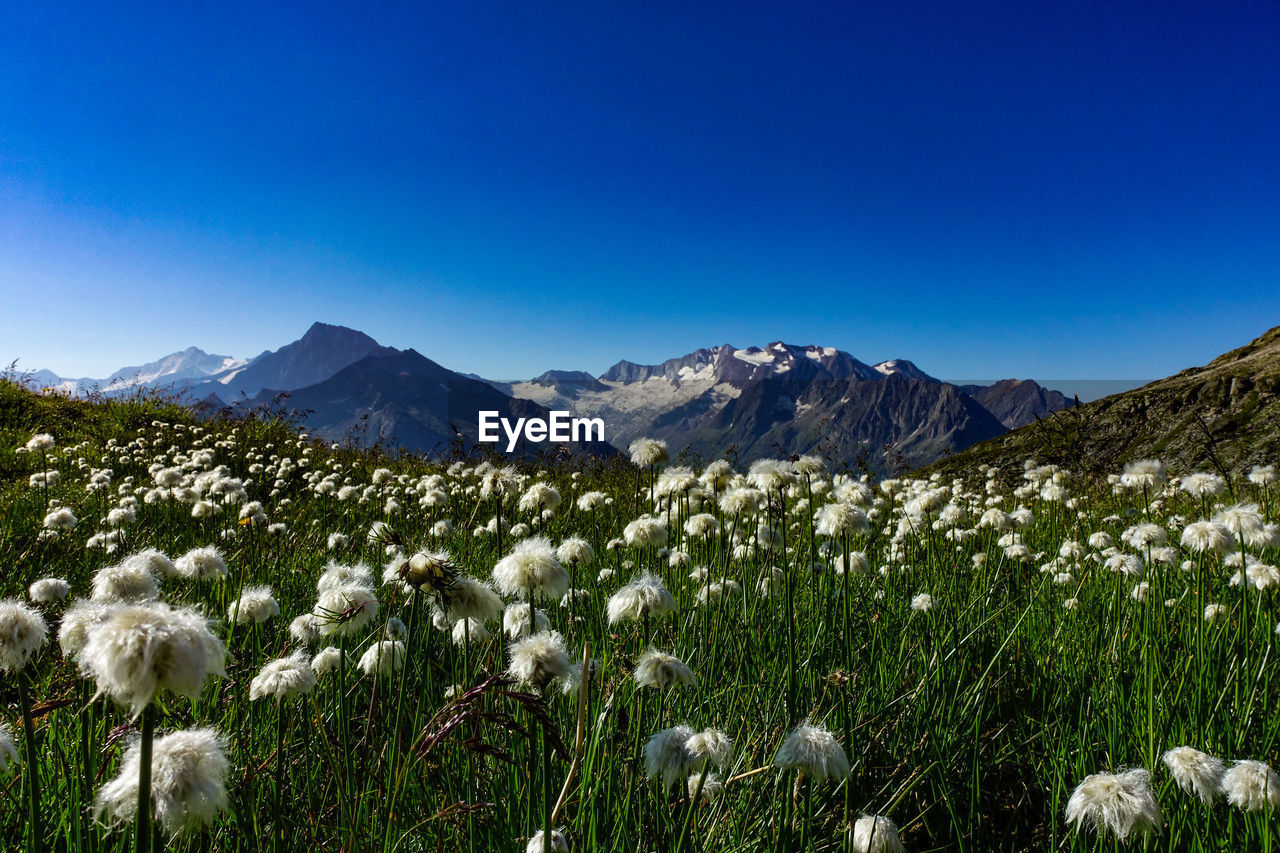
[927,326,1280,477]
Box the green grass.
[0,378,1277,852]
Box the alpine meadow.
[5,5,1280,848]
[1,355,1279,853]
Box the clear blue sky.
[2,1,1278,383]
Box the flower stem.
[18,669,42,853]
[135,705,155,853]
[274,705,287,853]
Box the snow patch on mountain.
[733,348,776,366]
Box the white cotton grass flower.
[773,721,850,782]
[910,593,934,613]
[289,613,324,646]
[629,437,668,468]
[28,577,69,604]
[492,537,569,601]
[1222,760,1280,812]
[249,651,317,702]
[25,433,55,451]
[122,548,178,579]
[357,640,406,677]
[1181,521,1235,555]
[560,658,599,696]
[688,771,724,802]
[1104,554,1144,577]
[311,647,346,676]
[396,549,454,591]
[816,502,869,538]
[1123,523,1166,548]
[385,616,408,641]
[94,727,230,835]
[747,458,796,492]
[634,649,697,690]
[685,728,733,770]
[227,586,279,625]
[77,602,226,717]
[849,814,905,853]
[1161,747,1226,805]
[91,561,159,603]
[518,482,561,514]
[313,584,379,637]
[623,515,668,549]
[684,514,719,538]
[0,722,19,773]
[29,469,60,488]
[451,617,492,646]
[525,829,568,852]
[43,507,77,531]
[0,599,49,672]
[506,630,569,690]
[1204,603,1228,622]
[1249,465,1276,486]
[438,576,503,623]
[1231,563,1280,591]
[58,599,111,659]
[1120,459,1167,490]
[834,551,870,576]
[318,560,376,593]
[1214,503,1266,544]
[556,537,594,567]
[503,604,550,639]
[606,573,676,624]
[978,508,1013,531]
[757,566,785,598]
[1181,472,1227,498]
[695,579,741,606]
[644,724,696,792]
[1064,768,1163,841]
[173,546,228,582]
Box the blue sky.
[2,1,1278,384]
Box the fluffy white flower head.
[1222,760,1280,812]
[28,578,70,603]
[606,573,676,624]
[506,630,569,689]
[0,599,49,672]
[774,722,850,783]
[493,537,569,600]
[228,586,279,625]
[1161,747,1225,805]
[94,727,230,835]
[173,546,228,582]
[634,648,696,690]
[1065,768,1163,841]
[849,814,904,853]
[644,724,696,792]
[249,651,317,701]
[77,602,226,717]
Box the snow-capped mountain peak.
[872,359,938,382]
[103,347,247,391]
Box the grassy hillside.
[925,325,1280,481]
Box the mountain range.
[18,323,1073,469]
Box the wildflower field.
[2,380,1278,852]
